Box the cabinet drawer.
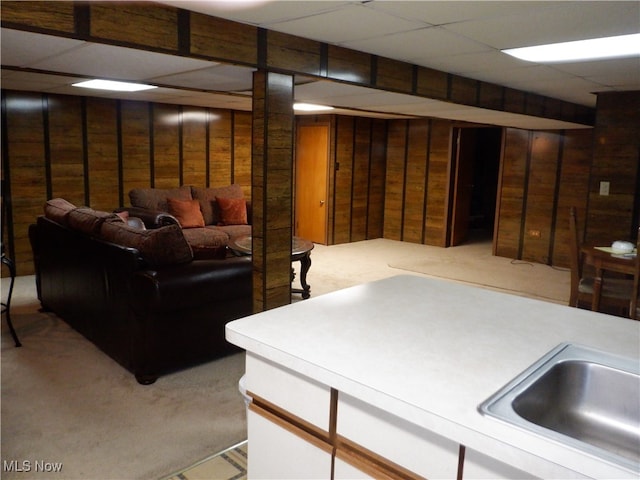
[245,352,332,431]
[337,392,459,478]
[248,406,333,479]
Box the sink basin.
[479,343,640,472]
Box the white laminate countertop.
[226,275,640,479]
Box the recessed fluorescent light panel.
[293,103,334,112]
[503,33,640,63]
[72,79,157,92]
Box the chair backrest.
[631,227,640,320]
[568,207,583,307]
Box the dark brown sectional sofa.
[122,184,252,259]
[29,198,253,384]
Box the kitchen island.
[226,275,640,479]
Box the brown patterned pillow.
[44,198,77,226]
[101,221,193,267]
[192,184,244,225]
[166,198,205,228]
[216,197,248,225]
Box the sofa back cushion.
[67,207,122,236]
[44,198,77,226]
[192,184,245,225]
[101,220,193,267]
[129,186,192,212]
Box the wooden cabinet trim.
[335,435,426,480]
[247,391,331,447]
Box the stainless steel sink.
[479,343,640,472]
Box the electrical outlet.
[528,229,541,238]
[599,181,610,196]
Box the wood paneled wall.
[586,91,640,244]
[1,90,251,275]
[495,128,593,266]
[383,118,453,247]
[332,116,387,245]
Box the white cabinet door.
[337,393,459,478]
[462,448,535,479]
[248,408,333,479]
[245,352,332,430]
[333,456,375,480]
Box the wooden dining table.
[580,245,637,312]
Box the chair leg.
[1,254,21,347]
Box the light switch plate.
[599,181,610,196]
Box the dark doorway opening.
[449,127,502,245]
[469,128,502,240]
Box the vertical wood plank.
[403,119,429,243]
[48,95,85,205]
[233,111,253,199]
[367,119,387,240]
[152,104,181,188]
[552,130,592,266]
[86,98,119,209]
[181,106,207,186]
[522,131,561,264]
[121,100,151,203]
[351,117,371,242]
[495,128,529,259]
[209,109,233,186]
[383,120,407,241]
[424,120,451,246]
[334,116,354,244]
[4,92,47,274]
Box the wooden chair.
[568,207,633,314]
[630,228,640,320]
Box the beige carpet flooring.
[1,238,570,480]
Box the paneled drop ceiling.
[2,1,639,129]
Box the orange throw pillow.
[167,197,205,228]
[216,197,248,225]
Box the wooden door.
[450,128,477,246]
[295,125,329,244]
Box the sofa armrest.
[116,207,179,229]
[130,256,252,311]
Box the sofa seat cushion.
[181,227,230,259]
[214,224,252,239]
[129,185,192,212]
[192,184,245,225]
[101,220,193,267]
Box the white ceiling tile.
[160,1,351,25]
[346,26,491,63]
[365,1,549,25]
[1,29,84,67]
[445,2,640,49]
[151,65,255,91]
[30,43,217,81]
[267,4,425,44]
